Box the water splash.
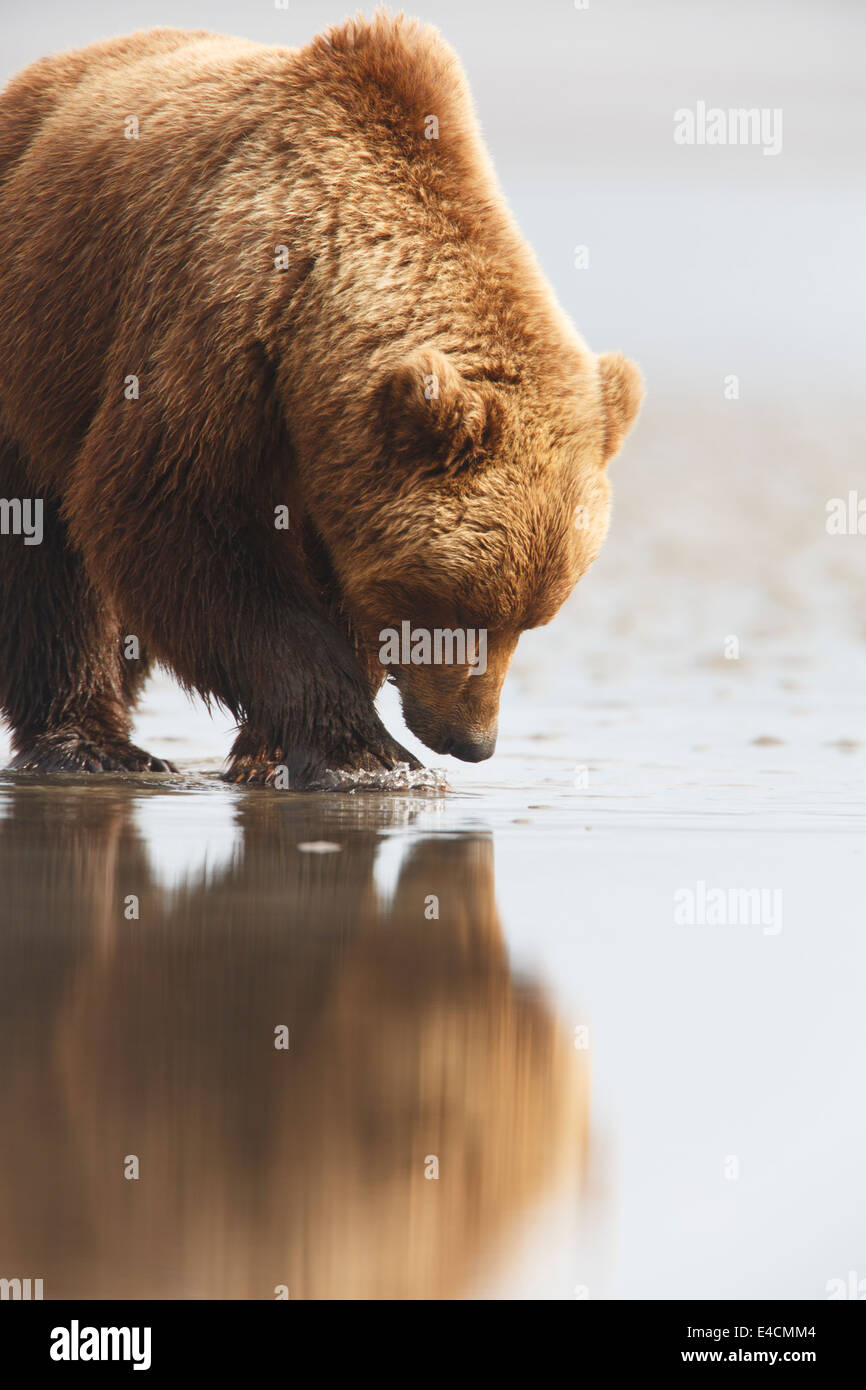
[320,762,450,793]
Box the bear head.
[314,344,643,763]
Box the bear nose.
[444,729,498,763]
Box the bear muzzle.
[387,640,513,765]
[398,683,499,762]
[440,729,498,763]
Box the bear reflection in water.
[0,786,588,1299]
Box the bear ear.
[378,347,496,472]
[597,351,644,464]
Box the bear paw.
[225,737,422,790]
[8,730,176,774]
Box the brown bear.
[0,12,643,787]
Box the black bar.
[1,1299,862,1373]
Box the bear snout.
[441,730,498,763]
[393,654,510,764]
[398,684,499,762]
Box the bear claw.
[224,742,422,790]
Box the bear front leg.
[225,615,423,788]
[64,439,417,789]
[221,590,419,788]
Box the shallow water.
[0,621,863,1297]
[0,770,588,1300]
